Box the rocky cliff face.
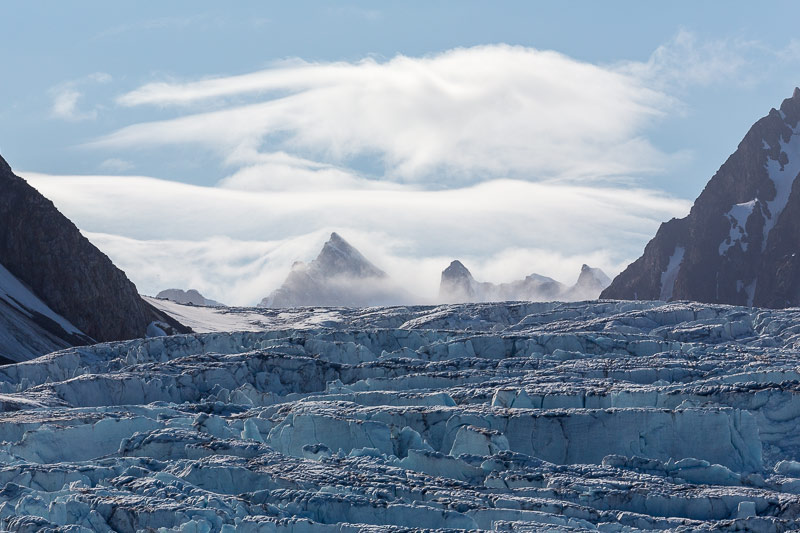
[0,154,188,342]
[602,88,800,308]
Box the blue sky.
[3,2,800,304]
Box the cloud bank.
[37,40,742,305]
[24,173,689,305]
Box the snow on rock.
[659,246,685,301]
[0,263,93,362]
[763,125,800,249]
[719,200,757,255]
[2,300,800,530]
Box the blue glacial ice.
[0,299,800,531]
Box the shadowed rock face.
[603,88,800,308]
[0,154,188,342]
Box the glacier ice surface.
[0,299,800,531]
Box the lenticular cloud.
[104,45,670,184]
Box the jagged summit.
[0,153,188,357]
[576,264,612,291]
[443,259,471,276]
[439,260,478,302]
[314,232,387,279]
[602,87,800,308]
[261,232,405,308]
[439,261,609,303]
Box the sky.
[3,1,800,305]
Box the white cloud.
[50,72,112,121]
[51,88,97,121]
[98,158,134,172]
[40,39,749,305]
[217,151,403,191]
[620,30,753,90]
[22,172,690,306]
[102,44,672,184]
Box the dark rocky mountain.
[439,260,608,303]
[0,262,94,362]
[156,288,224,307]
[261,232,409,307]
[0,153,188,348]
[602,88,800,308]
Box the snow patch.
[719,200,757,255]
[745,279,758,307]
[0,263,82,335]
[763,128,800,249]
[659,246,685,301]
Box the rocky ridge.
[440,260,610,303]
[0,153,188,346]
[603,88,800,308]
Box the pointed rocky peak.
[439,260,479,302]
[261,233,408,307]
[315,232,386,279]
[574,265,611,290]
[442,260,475,282]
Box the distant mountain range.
[603,87,800,308]
[156,289,223,307]
[439,260,610,303]
[0,154,188,361]
[259,232,610,308]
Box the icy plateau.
[1,299,800,531]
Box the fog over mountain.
[439,260,610,303]
[261,233,412,308]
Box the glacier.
[1,300,800,531]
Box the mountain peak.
[316,232,386,279]
[574,265,611,289]
[603,88,800,308]
[262,232,406,307]
[443,260,473,279]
